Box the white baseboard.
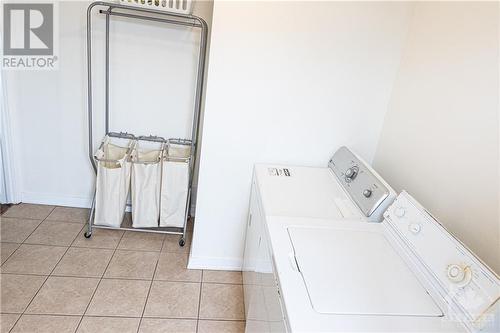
[20,191,192,217]
[187,254,242,271]
[21,192,92,208]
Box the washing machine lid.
[288,225,443,317]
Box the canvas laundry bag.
[131,144,162,228]
[94,137,134,228]
[159,142,191,228]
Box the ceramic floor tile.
[0,218,42,243]
[72,228,124,249]
[25,220,83,247]
[162,232,191,253]
[26,276,99,315]
[138,318,197,333]
[11,314,80,333]
[154,252,201,282]
[0,313,20,333]
[86,279,150,317]
[2,204,54,220]
[47,207,89,223]
[1,274,46,313]
[197,320,246,333]
[1,243,20,264]
[77,316,140,333]
[1,244,67,275]
[53,247,114,278]
[104,250,159,280]
[143,281,200,319]
[202,270,243,284]
[118,232,165,252]
[199,283,245,320]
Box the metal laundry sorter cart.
[85,1,208,246]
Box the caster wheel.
[179,238,185,247]
[84,232,92,239]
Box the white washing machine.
[245,190,500,332]
[243,146,397,331]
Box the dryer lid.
[254,165,359,219]
[288,225,443,317]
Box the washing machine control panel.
[385,192,500,327]
[328,146,390,218]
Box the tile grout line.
[135,234,165,333]
[6,206,62,333]
[13,244,77,317]
[71,244,189,254]
[0,243,21,268]
[74,229,127,333]
[0,215,47,269]
[4,211,83,253]
[20,224,86,249]
[0,272,243,286]
[1,224,82,274]
[2,312,245,322]
[195,270,204,333]
[1,272,244,285]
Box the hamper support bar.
[108,131,136,140]
[93,225,184,235]
[99,9,202,28]
[137,135,166,143]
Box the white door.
[0,69,20,204]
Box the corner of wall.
[372,2,416,168]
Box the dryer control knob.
[447,264,471,286]
[409,223,421,234]
[394,207,406,218]
[363,189,372,198]
[344,166,359,182]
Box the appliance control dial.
[409,223,421,234]
[363,189,372,198]
[394,207,406,218]
[344,166,359,182]
[446,264,472,287]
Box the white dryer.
[245,191,500,332]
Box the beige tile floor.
[0,204,245,333]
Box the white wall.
[373,2,500,273]
[190,1,414,269]
[5,0,213,208]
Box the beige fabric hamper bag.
[94,137,135,228]
[131,143,163,228]
[159,143,190,228]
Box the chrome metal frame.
[85,1,208,245]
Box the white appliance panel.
[385,192,500,327]
[288,225,443,316]
[244,181,287,333]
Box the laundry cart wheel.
[84,232,92,238]
[179,238,185,247]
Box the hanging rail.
[85,1,208,245]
